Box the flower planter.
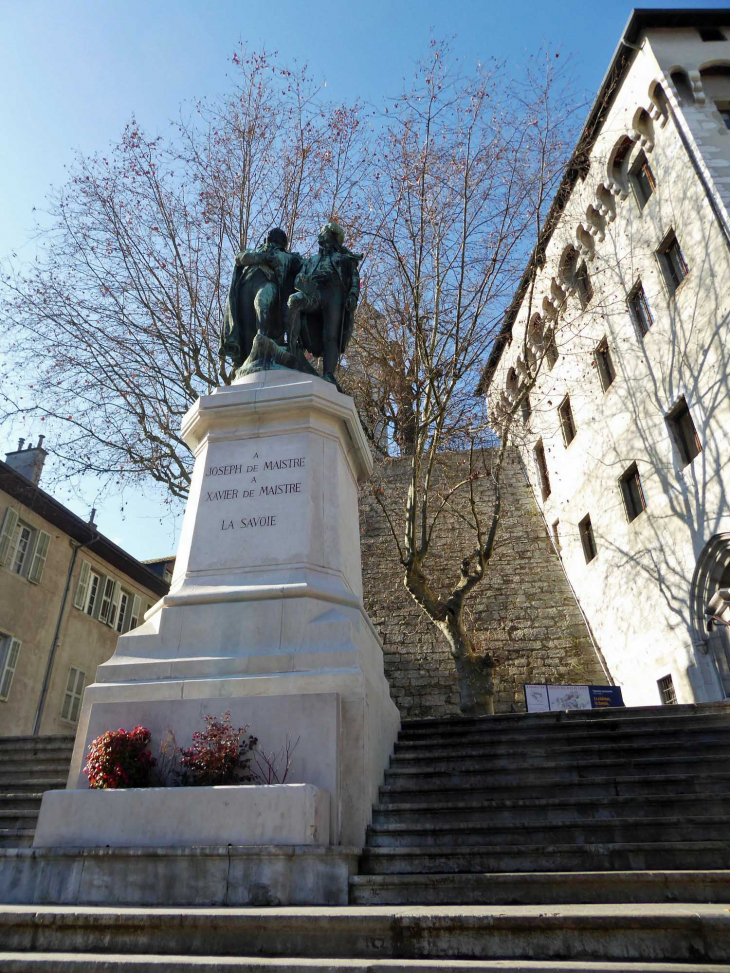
[33,783,329,848]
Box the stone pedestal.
[60,369,400,849]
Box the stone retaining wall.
[359,449,608,719]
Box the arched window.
[506,367,518,395]
[608,136,634,190]
[671,69,695,105]
[632,107,655,146]
[585,204,606,239]
[649,81,670,123]
[596,184,616,221]
[690,534,730,697]
[559,245,579,289]
[700,64,730,128]
[576,260,593,308]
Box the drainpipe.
[32,512,98,736]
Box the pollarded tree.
[352,43,582,714]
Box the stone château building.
[480,9,730,707]
[0,438,168,736]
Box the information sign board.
[524,684,624,713]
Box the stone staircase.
[2,706,730,970]
[351,703,730,906]
[0,735,74,847]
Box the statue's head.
[318,221,345,248]
[266,227,288,249]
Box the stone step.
[399,702,730,733]
[398,710,730,742]
[0,830,34,848]
[371,792,730,827]
[0,810,40,830]
[387,741,730,774]
[348,869,730,906]
[0,764,73,782]
[365,814,730,848]
[2,956,730,973]
[3,956,730,972]
[0,740,74,756]
[394,723,730,755]
[378,772,730,804]
[0,778,68,793]
[383,754,730,786]
[1,904,729,963]
[358,840,730,874]
[0,794,44,812]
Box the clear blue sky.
[1,0,727,559]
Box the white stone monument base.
[33,784,329,849]
[0,844,358,906]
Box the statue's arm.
[235,249,275,268]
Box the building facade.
[0,440,169,736]
[481,10,730,707]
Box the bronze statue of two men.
[220,221,362,385]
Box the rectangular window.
[545,334,559,369]
[558,396,576,446]
[551,518,561,552]
[594,337,616,392]
[85,570,101,616]
[99,577,115,624]
[116,591,130,633]
[579,514,597,563]
[666,397,702,468]
[0,634,21,701]
[628,281,653,336]
[657,229,689,295]
[8,522,32,576]
[630,151,656,209]
[61,666,86,723]
[620,463,647,522]
[533,440,551,501]
[658,674,677,705]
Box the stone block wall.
[359,449,609,719]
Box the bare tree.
[349,44,582,714]
[0,49,369,498]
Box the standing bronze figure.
[219,228,302,370]
[287,222,362,384]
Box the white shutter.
[107,581,122,627]
[73,561,91,610]
[0,508,19,566]
[92,573,108,619]
[0,638,21,700]
[129,594,141,630]
[28,530,51,584]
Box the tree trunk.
[439,617,494,717]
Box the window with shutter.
[107,581,122,628]
[61,666,86,723]
[129,594,141,631]
[73,561,92,610]
[99,577,115,623]
[0,508,19,567]
[116,591,130,633]
[0,635,21,701]
[28,530,51,584]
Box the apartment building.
[0,438,169,735]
